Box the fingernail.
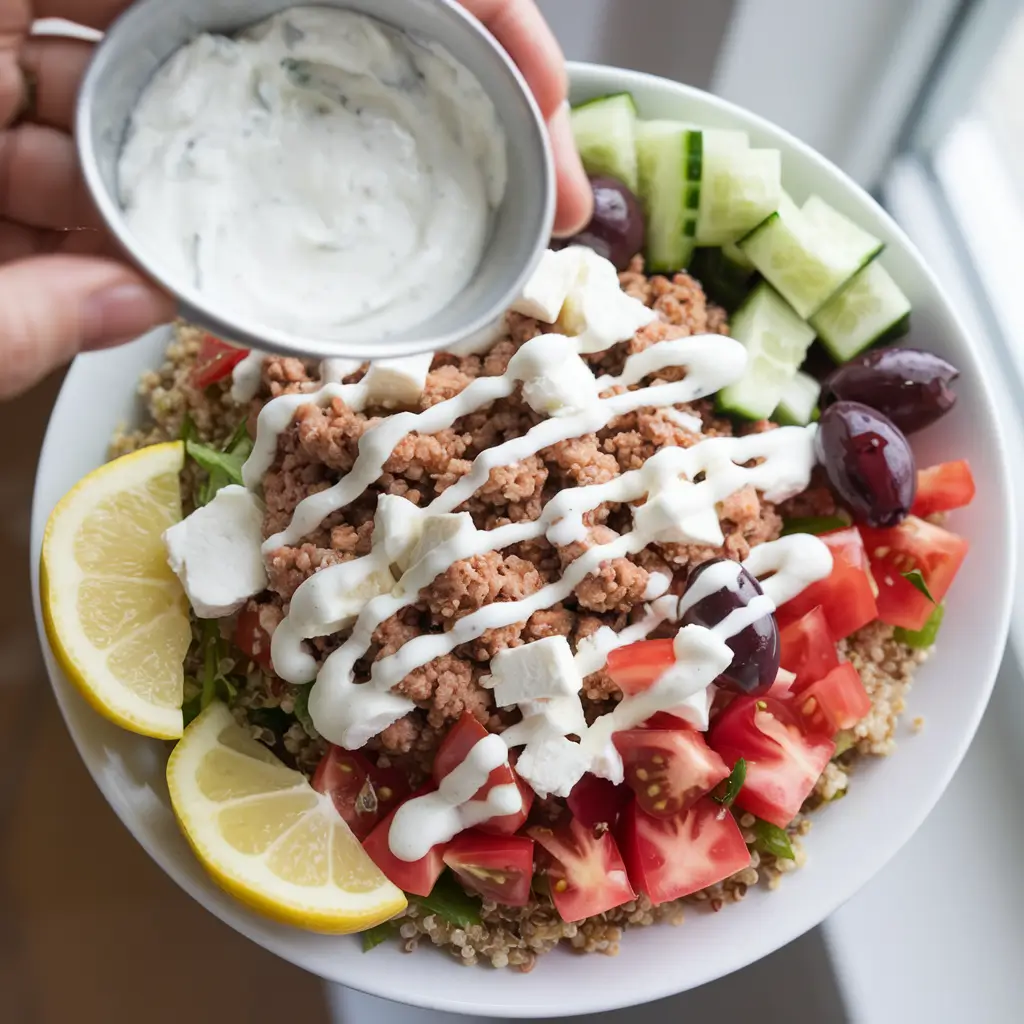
[548,103,594,239]
[81,284,174,349]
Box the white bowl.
[31,63,1015,1017]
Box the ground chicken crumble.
[111,259,930,970]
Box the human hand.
[0,1,591,402]
[0,2,176,400]
[462,0,593,237]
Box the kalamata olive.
[816,401,916,527]
[552,175,645,271]
[821,347,959,434]
[679,557,779,696]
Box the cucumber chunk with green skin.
[696,138,782,246]
[635,120,702,272]
[689,246,755,311]
[716,282,816,420]
[739,195,884,319]
[571,93,639,192]
[774,370,821,426]
[810,260,912,362]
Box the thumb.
[0,255,176,400]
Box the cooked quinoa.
[113,259,929,971]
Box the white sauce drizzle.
[387,734,520,860]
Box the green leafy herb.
[182,692,202,728]
[781,513,851,537]
[179,411,198,444]
[832,730,856,758]
[291,686,316,736]
[714,758,746,809]
[187,440,247,487]
[184,420,253,506]
[752,819,795,861]
[894,602,945,648]
[200,620,219,710]
[361,921,398,953]
[901,568,936,604]
[410,872,481,929]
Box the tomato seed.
[647,784,661,797]
[635,768,649,781]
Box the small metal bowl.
[76,0,555,361]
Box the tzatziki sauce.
[117,7,508,341]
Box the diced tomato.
[606,639,675,695]
[642,711,695,730]
[233,604,274,673]
[618,797,750,905]
[766,667,797,698]
[776,529,878,642]
[779,606,840,691]
[442,831,535,907]
[313,746,410,841]
[911,460,976,518]
[791,662,871,737]
[362,795,447,897]
[527,816,636,922]
[432,713,530,834]
[707,696,835,828]
[860,516,969,631]
[612,728,729,818]
[190,333,249,389]
[567,773,632,829]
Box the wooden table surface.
[0,369,330,1024]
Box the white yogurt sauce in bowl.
[117,7,508,343]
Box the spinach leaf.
[752,819,795,861]
[410,872,481,929]
[901,568,936,604]
[713,758,746,810]
[361,921,398,953]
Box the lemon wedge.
[41,441,192,739]
[167,702,407,932]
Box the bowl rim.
[74,0,556,362]
[33,61,1016,1017]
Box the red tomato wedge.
[233,604,274,674]
[766,668,797,699]
[527,817,636,922]
[442,831,535,907]
[792,662,871,737]
[911,460,976,518]
[567,774,632,829]
[190,333,249,389]
[779,606,840,691]
[618,797,750,905]
[860,516,968,631]
[433,713,531,834]
[613,728,729,818]
[362,794,447,897]
[708,696,835,828]
[313,746,410,841]
[776,528,878,642]
[606,639,675,695]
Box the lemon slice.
[168,702,407,932]
[41,441,192,739]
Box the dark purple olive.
[821,347,959,434]
[552,175,645,271]
[816,401,916,527]
[680,557,779,696]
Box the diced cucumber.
[717,283,816,420]
[571,93,639,192]
[738,196,884,319]
[690,246,755,311]
[774,370,821,426]
[721,238,755,271]
[810,260,912,362]
[696,137,782,246]
[635,120,702,272]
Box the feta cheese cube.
[514,734,590,798]
[486,636,582,707]
[363,352,433,408]
[509,335,601,418]
[511,249,577,322]
[405,511,478,574]
[632,486,725,546]
[163,485,267,618]
[373,494,426,572]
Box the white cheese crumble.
[484,635,582,707]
